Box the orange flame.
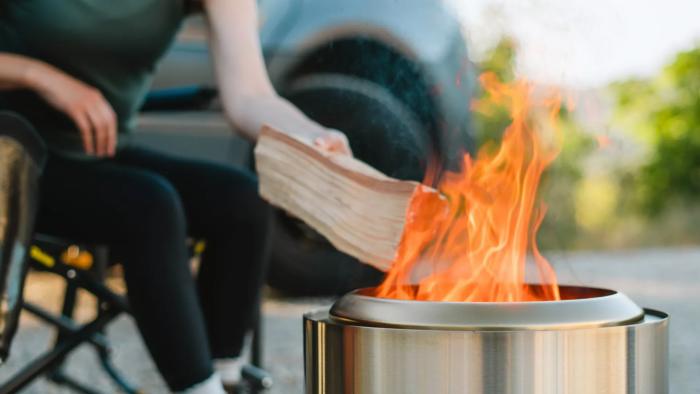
[375,73,562,302]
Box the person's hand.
[29,62,117,157]
[313,129,353,156]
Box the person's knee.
[124,173,187,240]
[220,173,271,232]
[115,173,192,279]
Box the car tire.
[266,73,429,296]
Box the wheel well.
[284,37,439,144]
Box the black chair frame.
[0,235,272,393]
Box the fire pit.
[303,76,669,393]
[304,285,668,393]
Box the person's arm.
[202,0,351,155]
[0,53,35,90]
[0,53,117,156]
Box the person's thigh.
[36,153,186,245]
[115,145,266,238]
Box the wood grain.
[254,125,431,271]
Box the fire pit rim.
[330,285,646,331]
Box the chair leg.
[251,307,263,368]
[49,372,102,394]
[241,365,274,392]
[22,244,141,394]
[241,302,273,392]
[88,245,140,393]
[47,278,79,379]
[23,299,140,394]
[96,345,142,394]
[0,309,119,394]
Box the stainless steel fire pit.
[304,285,668,394]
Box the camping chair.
[1,236,271,394]
[0,98,272,393]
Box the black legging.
[30,128,271,390]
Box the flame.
[375,73,562,302]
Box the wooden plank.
[254,125,436,271]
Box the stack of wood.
[254,126,437,271]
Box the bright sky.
[448,0,700,88]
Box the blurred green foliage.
[471,37,700,249]
[610,47,700,216]
[473,37,517,145]
[537,111,594,249]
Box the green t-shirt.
[0,0,186,153]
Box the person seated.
[0,0,351,393]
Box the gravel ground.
[0,247,697,393]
